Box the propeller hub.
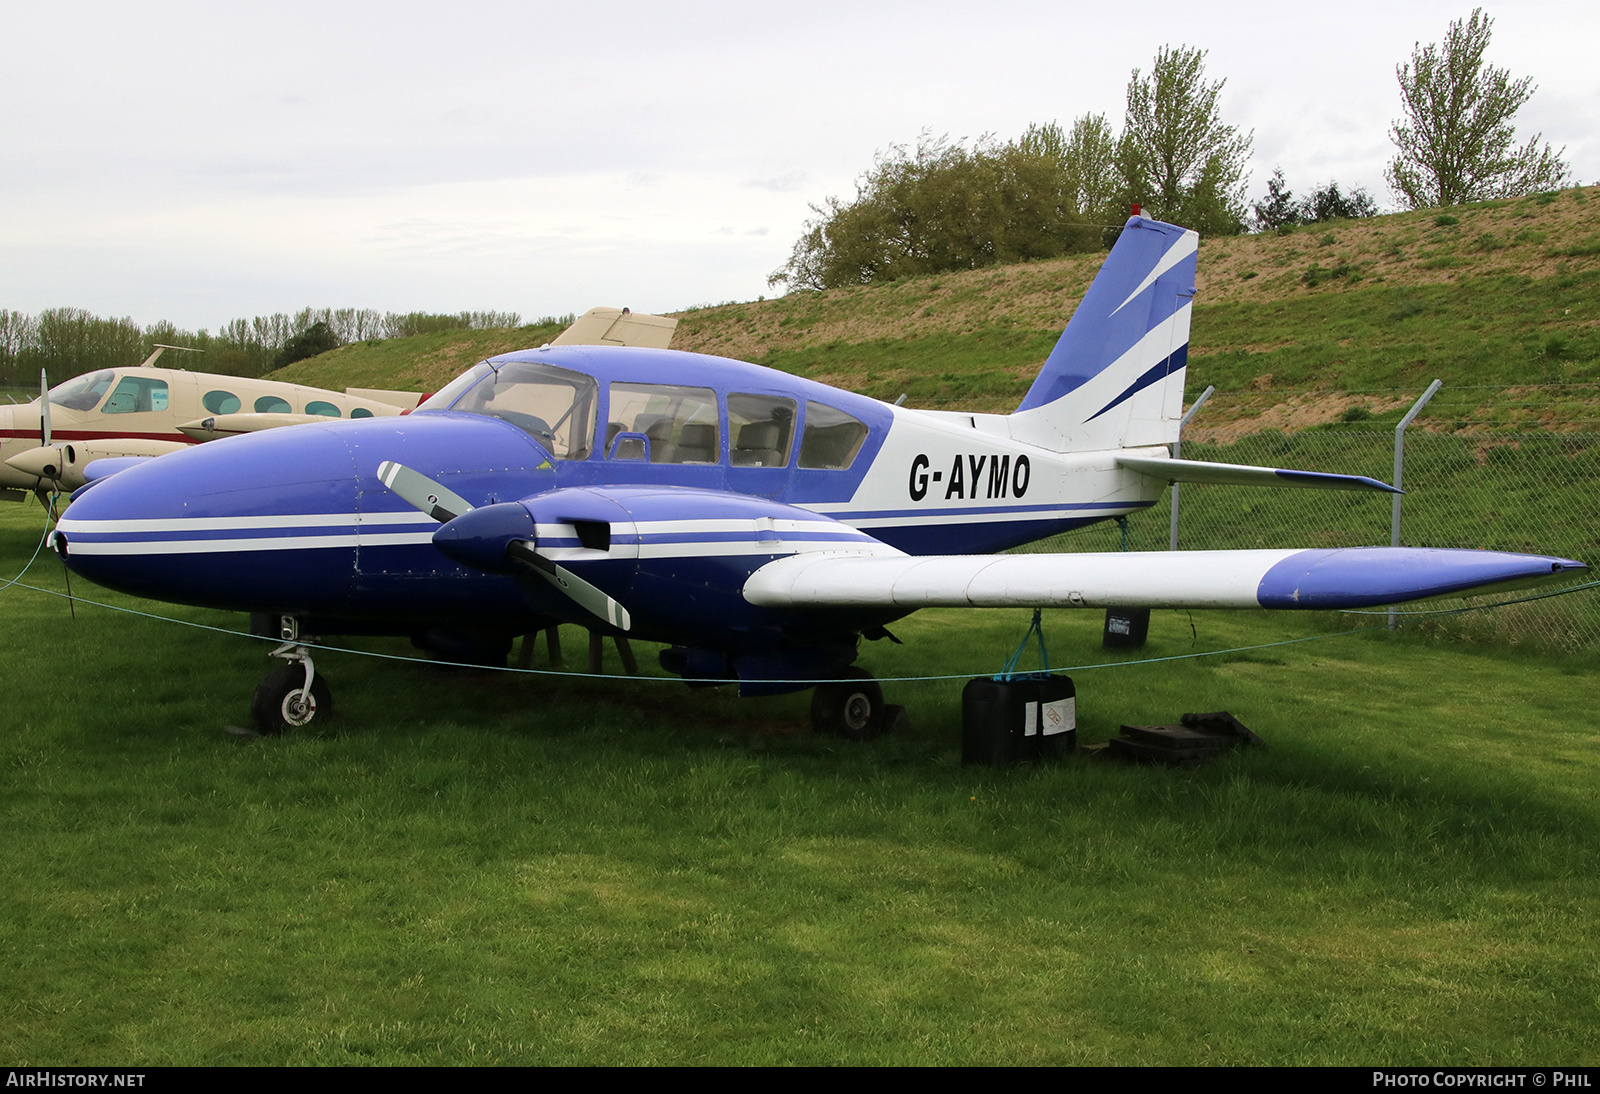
[431,502,537,572]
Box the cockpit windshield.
[420,360,599,460]
[47,370,116,411]
[414,362,492,414]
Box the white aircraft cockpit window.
[306,401,341,417]
[448,361,599,460]
[47,370,116,411]
[607,383,719,464]
[799,401,869,470]
[255,395,292,414]
[203,390,241,415]
[103,376,170,415]
[350,408,374,419]
[729,393,797,467]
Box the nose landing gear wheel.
[810,668,885,741]
[252,664,333,736]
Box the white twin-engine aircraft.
[51,216,1585,736]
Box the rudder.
[1010,216,1197,452]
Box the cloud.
[743,171,807,193]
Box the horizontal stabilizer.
[744,548,1584,611]
[552,307,679,350]
[1115,455,1399,493]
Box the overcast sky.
[3,0,1595,332]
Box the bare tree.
[1386,8,1568,209]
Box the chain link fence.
[1022,397,1600,651]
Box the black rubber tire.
[810,668,885,740]
[251,664,333,737]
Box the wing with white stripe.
[744,548,1585,611]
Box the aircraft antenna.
[137,343,204,369]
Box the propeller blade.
[381,461,632,631]
[39,369,51,447]
[508,540,632,631]
[376,461,474,523]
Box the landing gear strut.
[810,668,893,741]
[251,617,332,736]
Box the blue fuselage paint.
[57,346,1154,657]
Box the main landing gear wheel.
[251,664,333,736]
[810,668,886,741]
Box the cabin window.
[448,360,598,460]
[254,395,292,414]
[103,377,169,414]
[350,407,374,419]
[799,401,869,470]
[202,390,241,415]
[607,383,719,464]
[728,393,796,468]
[48,370,115,411]
[306,401,341,417]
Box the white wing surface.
[744,548,1585,611]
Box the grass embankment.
[268,318,569,397]
[272,187,1600,429]
[3,502,1598,1064]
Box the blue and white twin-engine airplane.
[52,216,1586,735]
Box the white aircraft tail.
[1007,216,1197,453]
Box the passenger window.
[350,408,374,419]
[202,390,241,415]
[255,396,292,414]
[306,401,341,417]
[799,401,869,470]
[729,393,796,467]
[103,377,169,414]
[607,383,719,464]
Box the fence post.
[1170,385,1214,550]
[1389,379,1443,628]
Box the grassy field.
[7,188,1598,1065]
[4,500,1598,1065]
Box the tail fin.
[1009,216,1197,452]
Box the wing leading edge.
[744,548,1586,611]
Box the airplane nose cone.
[55,424,362,609]
[6,445,63,479]
[55,414,556,614]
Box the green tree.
[28,307,144,378]
[273,321,340,369]
[1251,168,1300,230]
[1301,180,1378,222]
[1252,171,1379,230]
[768,132,1099,291]
[1385,8,1568,209]
[1060,113,1121,225]
[1117,45,1253,235]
